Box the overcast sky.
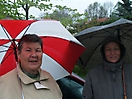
[29,0,122,17]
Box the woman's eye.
[115,47,120,50]
[106,48,110,51]
[36,48,42,52]
[26,49,31,52]
[36,50,42,52]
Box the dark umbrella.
[74,18,132,69]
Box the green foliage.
[41,5,87,34]
[0,0,52,20]
[112,0,132,20]
[0,0,17,19]
[84,2,112,19]
[99,17,120,25]
[73,65,89,78]
[74,18,101,33]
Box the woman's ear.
[17,49,20,62]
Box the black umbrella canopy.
[75,18,132,70]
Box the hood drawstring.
[122,66,127,99]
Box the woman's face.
[17,42,43,74]
[104,41,121,63]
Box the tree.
[0,0,53,20]
[71,1,118,33]
[112,0,132,19]
[84,2,108,20]
[0,0,8,19]
[103,2,114,17]
[0,0,19,19]
[40,5,87,34]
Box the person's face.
[104,41,121,63]
[17,42,43,73]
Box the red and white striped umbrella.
[0,20,85,80]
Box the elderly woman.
[82,36,132,99]
[0,34,62,99]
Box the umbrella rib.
[23,25,31,35]
[124,30,132,35]
[1,25,12,41]
[0,50,8,53]
[85,42,102,69]
[0,44,10,48]
[1,50,14,64]
[15,25,31,47]
[0,23,31,64]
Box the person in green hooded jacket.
[82,36,132,99]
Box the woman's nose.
[30,51,37,57]
[111,49,115,54]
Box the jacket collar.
[103,60,123,72]
[17,64,49,84]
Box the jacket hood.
[100,36,126,63]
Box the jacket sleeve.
[82,72,93,99]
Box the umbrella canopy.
[75,18,132,69]
[0,20,85,80]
